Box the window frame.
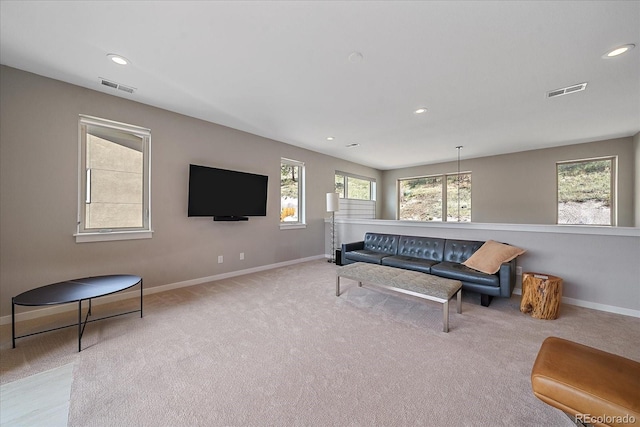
[280,157,306,229]
[75,115,152,243]
[556,156,616,226]
[397,171,471,222]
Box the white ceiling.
[1,1,639,170]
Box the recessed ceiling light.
[346,143,360,148]
[603,44,635,58]
[414,108,428,114]
[107,54,130,65]
[348,52,363,63]
[326,136,334,141]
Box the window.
[280,158,305,227]
[399,176,442,221]
[76,115,151,242]
[557,157,615,225]
[334,172,376,219]
[334,172,375,200]
[446,173,471,222]
[398,172,471,222]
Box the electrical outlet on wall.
[516,266,522,275]
[218,255,223,264]
[240,252,245,260]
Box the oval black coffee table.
[12,275,143,352]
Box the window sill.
[280,223,306,230]
[74,230,154,243]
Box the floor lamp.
[326,192,340,263]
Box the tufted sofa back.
[442,239,484,263]
[363,233,399,255]
[397,236,445,261]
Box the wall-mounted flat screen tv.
[188,164,268,221]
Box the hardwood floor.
[0,363,73,427]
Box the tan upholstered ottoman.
[531,337,640,427]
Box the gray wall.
[381,138,636,226]
[635,132,640,227]
[0,66,381,318]
[335,220,640,314]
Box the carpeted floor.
[1,260,639,426]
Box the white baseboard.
[2,255,326,326]
[5,256,637,325]
[512,288,640,318]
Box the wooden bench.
[336,262,462,332]
[531,337,640,426]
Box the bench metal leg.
[335,276,363,296]
[443,300,449,332]
[140,278,144,317]
[78,300,82,352]
[443,290,463,333]
[11,299,16,349]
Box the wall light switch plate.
[218,255,223,264]
[240,252,245,260]
[516,266,522,275]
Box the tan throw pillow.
[462,240,525,274]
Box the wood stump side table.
[520,272,563,320]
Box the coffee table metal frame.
[12,275,143,352]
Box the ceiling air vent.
[100,77,136,94]
[547,82,587,99]
[118,85,135,94]
[101,79,118,89]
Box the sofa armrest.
[341,241,364,265]
[498,258,517,297]
[342,241,364,252]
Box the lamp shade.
[326,192,340,212]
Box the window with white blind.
[334,172,376,219]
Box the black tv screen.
[188,164,268,220]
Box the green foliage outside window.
[335,175,345,198]
[347,177,371,200]
[557,158,613,225]
[399,176,443,221]
[399,173,471,222]
[557,160,611,204]
[334,173,373,200]
[280,161,303,223]
[446,174,471,222]
[280,164,298,198]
